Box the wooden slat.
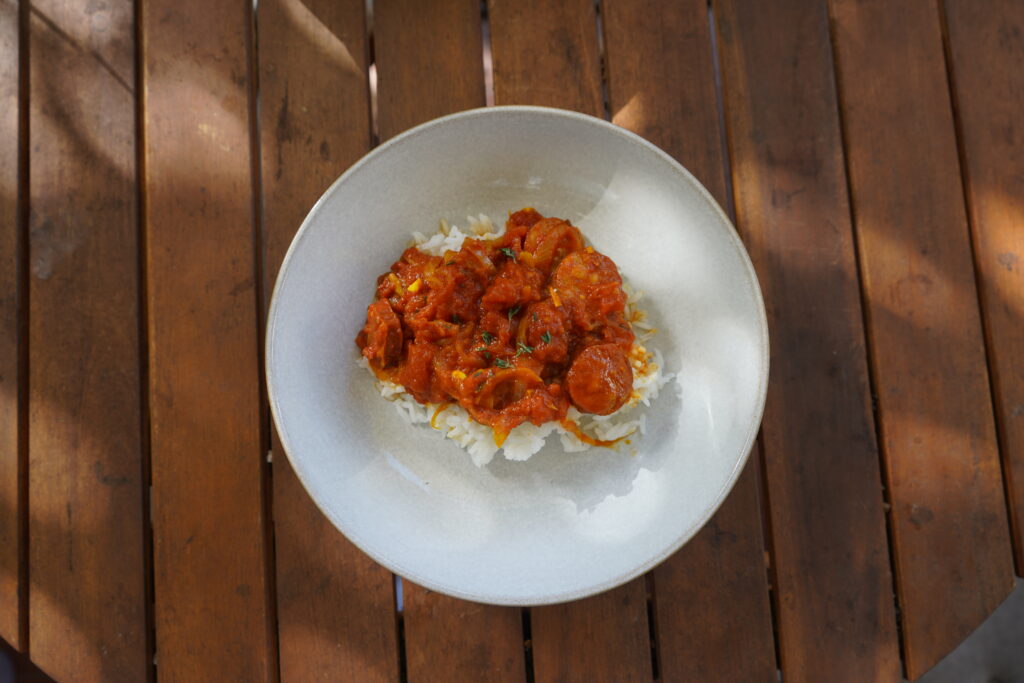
[530,588,651,683]
[649,468,775,682]
[489,0,602,115]
[141,0,273,679]
[0,0,22,651]
[827,0,1015,677]
[942,0,1024,572]
[488,2,652,680]
[372,2,527,680]
[273,462,398,683]
[374,0,485,142]
[403,589,524,682]
[713,0,903,680]
[257,0,399,680]
[27,0,148,679]
[601,2,777,679]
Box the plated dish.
[266,106,768,604]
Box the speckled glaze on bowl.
[266,106,768,605]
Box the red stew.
[356,209,635,445]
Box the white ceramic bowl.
[267,106,768,605]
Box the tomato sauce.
[356,209,636,445]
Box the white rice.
[362,216,676,467]
[411,214,505,256]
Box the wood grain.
[531,588,651,683]
[828,0,1015,677]
[488,0,602,114]
[27,0,148,679]
[601,1,778,680]
[714,0,903,680]
[942,0,1024,572]
[0,0,22,651]
[141,0,272,679]
[488,2,653,680]
[373,2,528,680]
[403,589,525,682]
[374,0,485,141]
[258,0,399,679]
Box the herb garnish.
[516,342,534,357]
[541,331,552,345]
[495,358,512,369]
[500,247,516,260]
[507,305,520,320]
[481,330,494,344]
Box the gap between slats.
[246,3,284,680]
[520,607,534,683]
[132,0,156,677]
[16,0,31,654]
[245,0,283,677]
[481,0,494,107]
[593,0,611,122]
[392,575,407,683]
[367,0,379,147]
[935,0,1020,575]
[753,438,785,676]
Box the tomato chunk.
[358,301,403,367]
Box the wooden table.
[2,0,1022,680]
